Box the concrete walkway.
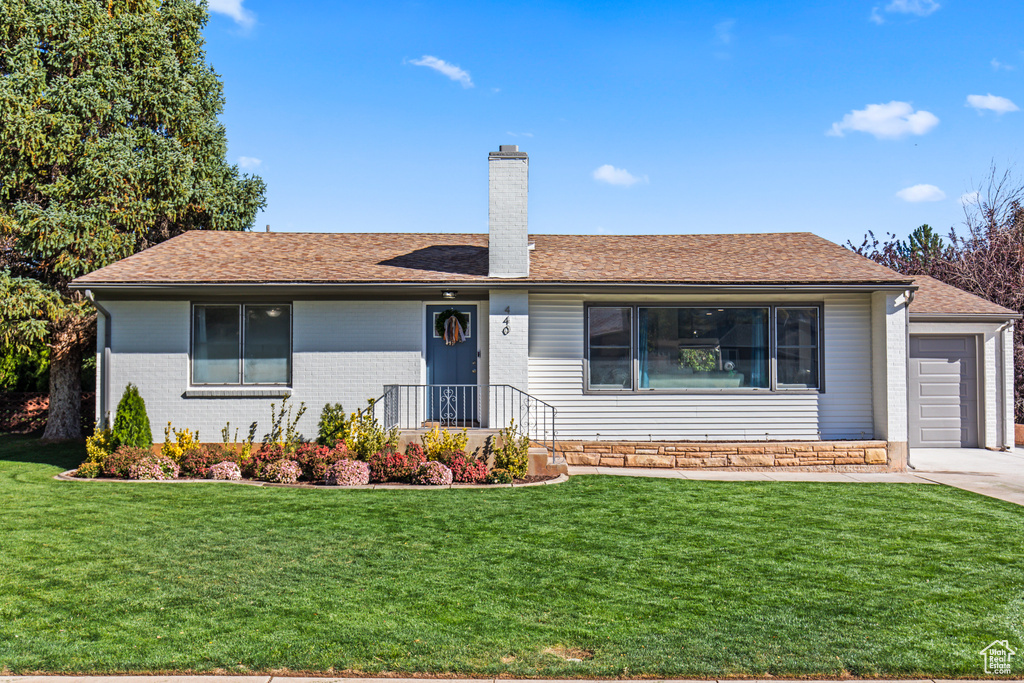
[568,446,1024,507]
[1,677,1012,683]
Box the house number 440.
[502,306,511,336]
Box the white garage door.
[909,336,979,448]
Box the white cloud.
[237,156,262,169]
[828,101,939,139]
[869,7,885,24]
[715,19,735,45]
[207,0,255,28]
[966,93,1020,114]
[885,0,940,16]
[409,56,474,88]
[991,58,1016,71]
[959,191,980,206]
[592,165,648,187]
[896,184,946,202]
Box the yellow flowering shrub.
[85,421,116,465]
[162,422,199,463]
[421,426,468,460]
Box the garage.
[909,335,978,448]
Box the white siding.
[102,299,422,439]
[528,293,874,441]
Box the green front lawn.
[1,434,1022,677]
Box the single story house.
[70,145,1019,472]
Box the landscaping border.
[54,470,568,490]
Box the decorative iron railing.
[369,384,560,462]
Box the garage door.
[909,336,978,448]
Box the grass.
[1,434,1022,677]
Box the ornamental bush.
[487,468,513,484]
[74,462,102,478]
[294,443,337,481]
[317,402,350,446]
[111,384,153,448]
[437,448,488,484]
[366,448,421,485]
[103,445,152,478]
[413,461,453,486]
[244,443,287,479]
[324,458,371,486]
[179,447,216,478]
[162,422,200,463]
[258,459,302,484]
[494,421,529,479]
[85,420,117,466]
[421,426,468,460]
[127,454,179,480]
[208,461,242,481]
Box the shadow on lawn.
[0,432,84,470]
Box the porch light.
[442,290,458,299]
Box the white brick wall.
[871,291,909,443]
[488,154,529,277]
[488,290,529,391]
[100,299,422,441]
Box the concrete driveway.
[910,447,1024,506]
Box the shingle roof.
[72,231,915,287]
[910,274,1019,318]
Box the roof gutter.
[69,281,919,295]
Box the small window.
[193,305,241,384]
[776,307,819,389]
[192,304,291,385]
[588,307,632,390]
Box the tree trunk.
[41,332,83,441]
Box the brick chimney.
[488,145,529,278]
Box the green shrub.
[317,403,350,446]
[85,418,117,465]
[487,468,513,484]
[111,383,153,448]
[74,462,102,478]
[261,396,306,451]
[493,420,529,479]
[345,399,398,460]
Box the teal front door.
[425,304,478,424]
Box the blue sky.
[204,0,1021,246]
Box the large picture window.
[585,303,821,392]
[640,307,769,389]
[192,304,291,385]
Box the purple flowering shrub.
[208,461,242,480]
[413,461,453,486]
[324,458,371,486]
[258,459,302,484]
[127,454,180,480]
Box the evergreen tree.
[112,383,152,448]
[0,0,266,439]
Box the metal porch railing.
[368,384,560,463]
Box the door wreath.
[435,308,469,346]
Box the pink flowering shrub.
[324,458,371,486]
[127,454,179,480]
[294,443,348,481]
[367,444,426,483]
[208,461,242,480]
[437,448,488,483]
[103,445,152,478]
[258,459,302,484]
[413,461,453,486]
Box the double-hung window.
[192,304,292,385]
[585,304,821,392]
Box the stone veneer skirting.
[562,440,897,472]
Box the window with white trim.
[192,304,292,385]
[585,303,822,392]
